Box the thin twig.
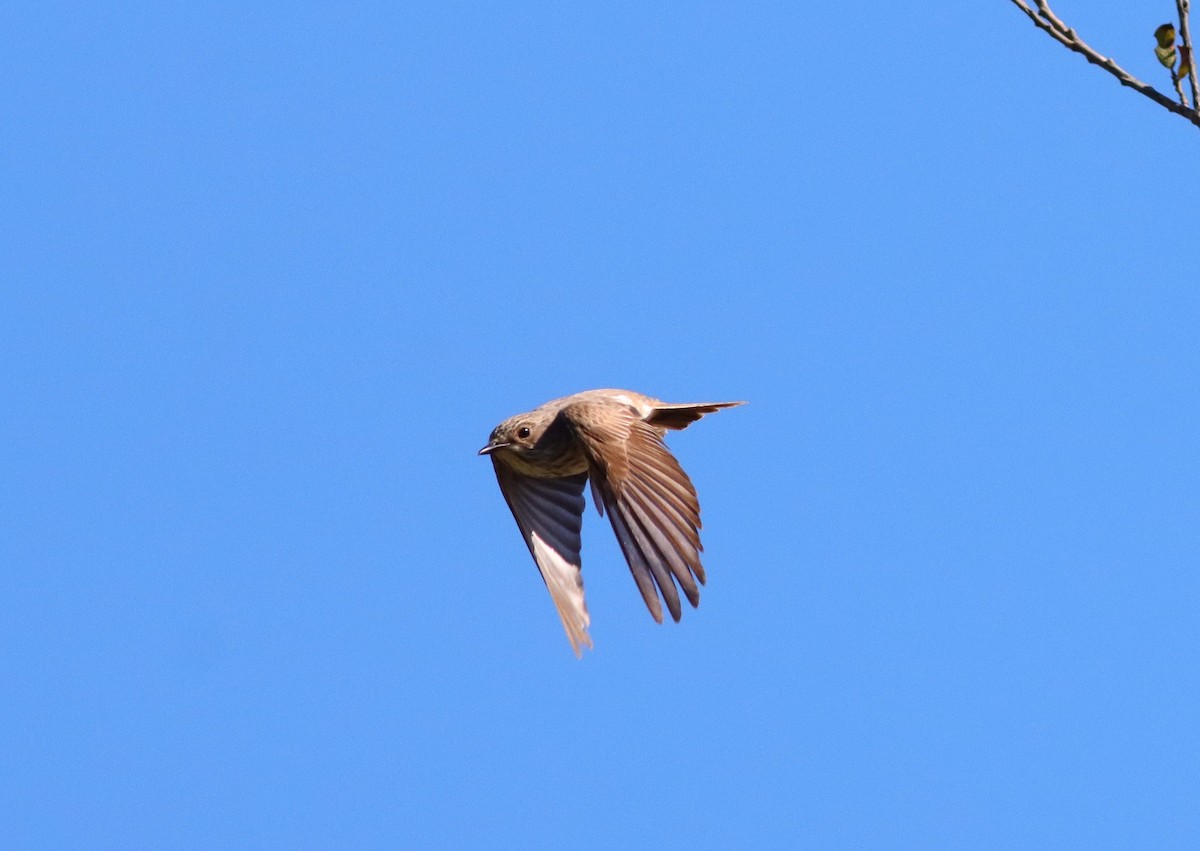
[1034,1,1071,37]
[1008,0,1200,128]
[1173,70,1190,108]
[1178,0,1200,109]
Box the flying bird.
[479,389,743,656]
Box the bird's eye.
[517,426,531,439]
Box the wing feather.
[491,461,592,656]
[567,402,710,623]
[599,489,667,623]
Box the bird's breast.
[504,441,589,478]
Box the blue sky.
[4,2,1198,848]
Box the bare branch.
[1178,0,1200,109]
[1008,0,1200,128]
[1172,70,1190,108]
[1034,1,1071,37]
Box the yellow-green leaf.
[1156,44,1178,69]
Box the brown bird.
[479,389,743,656]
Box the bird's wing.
[491,460,592,656]
[565,401,705,624]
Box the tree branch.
[1172,71,1190,109]
[1008,0,1200,129]
[1178,0,1200,109]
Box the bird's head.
[478,414,542,457]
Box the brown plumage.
[478,389,743,656]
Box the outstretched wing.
[565,400,705,624]
[491,460,592,656]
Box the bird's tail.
[646,400,745,430]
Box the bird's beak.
[478,441,510,456]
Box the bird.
[479,389,743,656]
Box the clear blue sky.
[4,2,1197,848]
